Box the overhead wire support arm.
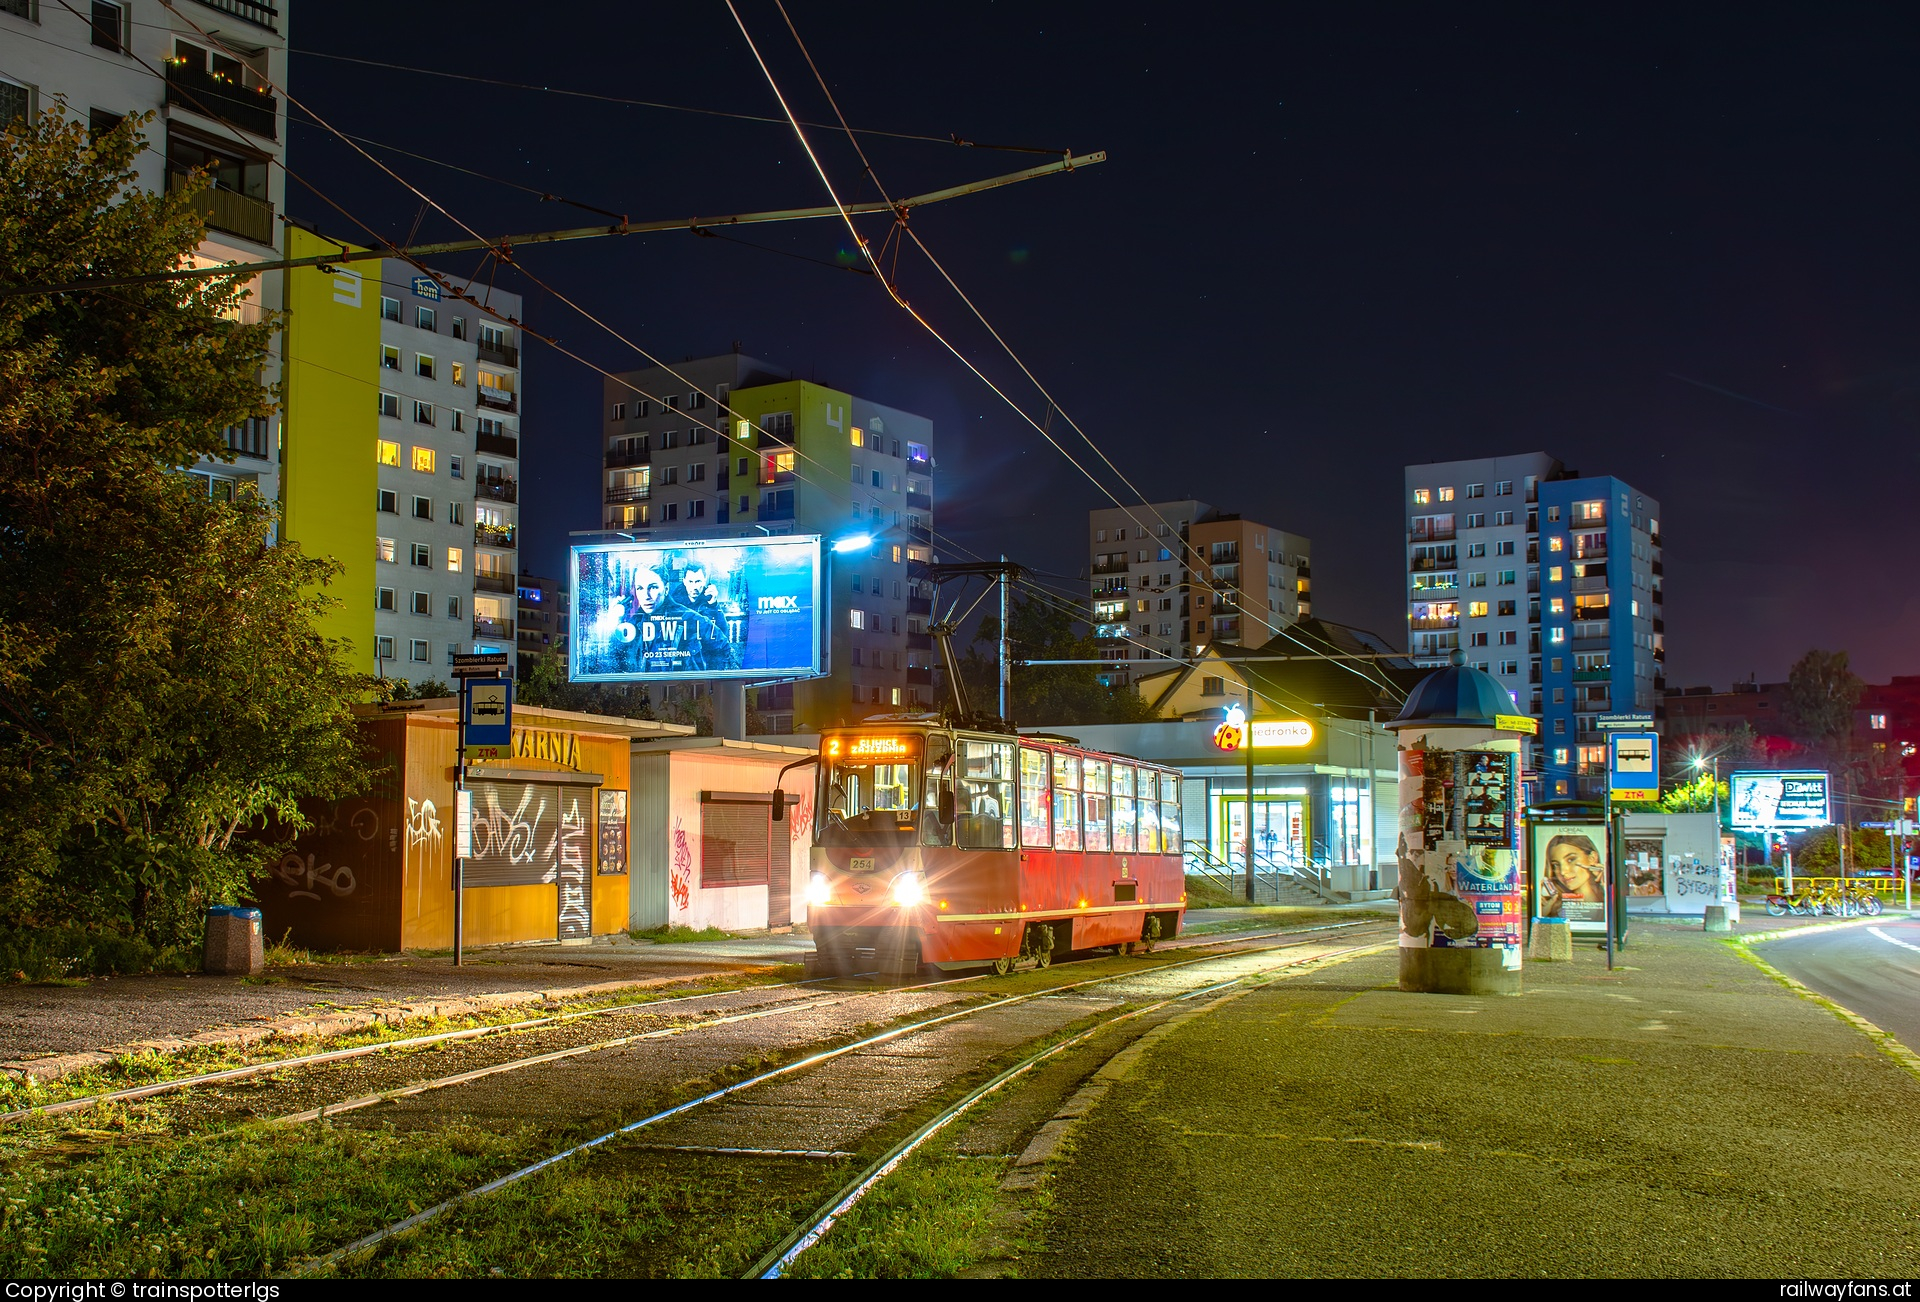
[0,153,1107,299]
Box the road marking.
[1870,927,1920,955]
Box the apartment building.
[1087,500,1311,687]
[371,267,523,686]
[4,0,290,501]
[516,572,569,669]
[1403,454,1664,795]
[598,353,936,732]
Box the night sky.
[288,4,1920,687]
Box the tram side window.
[1019,747,1051,848]
[1159,771,1182,853]
[957,740,1014,849]
[1082,757,1110,852]
[1135,769,1160,852]
[1052,751,1081,850]
[1111,763,1136,853]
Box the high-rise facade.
[597,353,936,732]
[369,266,523,687]
[1087,500,1310,687]
[1402,454,1664,795]
[5,0,290,502]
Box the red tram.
[798,721,1187,978]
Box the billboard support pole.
[454,679,467,969]
[715,681,747,741]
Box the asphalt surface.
[1758,914,1920,1053]
[1033,922,1920,1278]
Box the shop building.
[259,703,688,951]
[629,738,819,934]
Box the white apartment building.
[372,266,522,686]
[4,0,290,500]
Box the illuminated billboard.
[570,536,824,683]
[1729,770,1830,830]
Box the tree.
[515,650,661,723]
[959,594,1156,727]
[0,110,374,943]
[1785,649,1864,760]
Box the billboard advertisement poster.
[1532,822,1609,933]
[1730,771,1830,830]
[1461,751,1515,846]
[570,536,824,682]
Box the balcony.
[1409,525,1456,543]
[908,523,931,545]
[908,596,932,616]
[474,572,516,595]
[907,559,931,581]
[1573,543,1607,560]
[906,666,934,686]
[475,477,518,503]
[477,387,517,413]
[475,523,517,550]
[1573,668,1611,682]
[476,430,518,459]
[1650,531,1663,547]
[1409,615,1459,631]
[1092,559,1130,576]
[1651,558,1664,577]
[1572,574,1608,593]
[1652,618,1665,634]
[473,617,515,640]
[166,172,274,246]
[190,0,280,30]
[906,491,933,511]
[757,429,794,450]
[476,338,519,368]
[760,499,796,522]
[165,60,278,140]
[605,446,650,468]
[906,632,933,651]
[605,485,652,504]
[907,453,932,473]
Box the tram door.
[1222,799,1304,867]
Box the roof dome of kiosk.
[1386,648,1520,731]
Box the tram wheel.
[993,955,1016,977]
[1139,914,1161,955]
[1033,947,1051,970]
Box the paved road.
[1759,915,1920,1053]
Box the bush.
[0,924,199,982]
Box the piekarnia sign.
[569,536,825,683]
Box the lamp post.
[1694,751,1730,919]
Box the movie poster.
[570,537,823,682]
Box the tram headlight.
[891,870,926,907]
[807,871,832,906]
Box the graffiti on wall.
[471,784,547,867]
[787,789,813,844]
[272,851,357,901]
[671,817,693,912]
[406,798,442,856]
[554,792,592,938]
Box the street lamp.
[1693,751,1730,911]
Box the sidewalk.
[1032,915,1920,1278]
[0,932,813,1082]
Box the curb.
[1727,915,1887,947]
[999,943,1391,1192]
[0,967,785,1085]
[1728,943,1920,1083]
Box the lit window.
[851,427,863,446]
[411,446,435,473]
[446,547,462,572]
[892,545,903,563]
[1468,602,1488,617]
[1549,536,1564,552]
[1553,748,1570,765]
[376,537,395,563]
[1549,628,1566,644]
[1437,487,1455,502]
[1412,488,1430,506]
[849,609,866,629]
[1872,713,1889,730]
[1549,598,1564,615]
[1548,567,1563,582]
[452,362,465,387]
[376,439,400,466]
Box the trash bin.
[204,905,264,976]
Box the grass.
[783,1146,1039,1278]
[631,924,734,944]
[0,967,804,1117]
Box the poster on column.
[1531,822,1609,934]
[1397,747,1522,953]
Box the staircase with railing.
[1182,844,1343,905]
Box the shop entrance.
[1220,796,1304,867]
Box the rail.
[1752,874,1910,896]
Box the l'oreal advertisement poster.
[1531,822,1609,934]
[570,536,823,682]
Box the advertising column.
[1392,713,1533,995]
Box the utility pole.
[998,554,1011,721]
[1245,678,1257,904]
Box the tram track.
[2,916,1377,1137]
[299,923,1396,1277]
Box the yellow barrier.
[1753,875,1907,896]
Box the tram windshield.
[818,733,926,846]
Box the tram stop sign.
[1608,731,1659,802]
[463,678,512,759]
